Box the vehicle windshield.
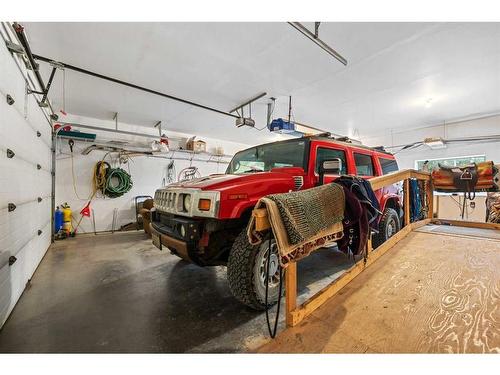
[226,139,307,174]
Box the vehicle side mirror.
[319,158,342,185]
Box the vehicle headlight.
[183,194,192,211]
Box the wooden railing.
[283,169,433,327]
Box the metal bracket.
[9,256,17,266]
[5,40,24,54]
[39,66,57,106]
[27,88,45,95]
[6,94,15,105]
[113,112,119,130]
[288,22,348,66]
[229,92,267,114]
[154,121,162,137]
[8,203,16,212]
[50,113,59,121]
[314,22,321,39]
[7,149,15,158]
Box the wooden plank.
[287,219,431,326]
[404,179,410,227]
[252,208,271,231]
[369,169,430,192]
[370,170,411,191]
[427,180,434,219]
[409,170,431,180]
[431,218,500,231]
[259,229,500,353]
[285,262,297,327]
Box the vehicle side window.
[354,153,374,176]
[379,157,399,175]
[315,147,347,175]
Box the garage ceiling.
[23,22,500,145]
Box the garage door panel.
[0,31,52,328]
[0,98,51,169]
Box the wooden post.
[427,180,434,219]
[285,262,297,327]
[404,178,410,227]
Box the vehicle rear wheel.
[372,207,400,249]
[227,229,282,310]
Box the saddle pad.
[487,192,500,223]
[247,183,345,267]
[432,161,494,191]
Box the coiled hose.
[94,161,133,198]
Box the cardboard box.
[186,137,206,153]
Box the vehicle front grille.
[155,190,179,212]
[293,176,304,190]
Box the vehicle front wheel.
[227,230,282,310]
[372,207,401,249]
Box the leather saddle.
[436,163,478,199]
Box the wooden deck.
[258,225,500,353]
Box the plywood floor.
[258,226,500,353]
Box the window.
[227,140,307,174]
[415,155,486,172]
[379,157,399,175]
[315,147,347,175]
[354,153,374,176]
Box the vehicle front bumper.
[150,210,203,264]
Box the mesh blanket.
[247,183,345,267]
[486,192,500,223]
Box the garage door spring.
[94,161,133,198]
[265,236,284,339]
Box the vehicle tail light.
[198,199,211,211]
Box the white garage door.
[0,26,52,328]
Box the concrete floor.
[0,231,353,353]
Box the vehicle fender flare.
[230,200,258,220]
[379,194,402,214]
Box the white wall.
[0,29,52,327]
[361,114,500,169]
[55,114,250,233]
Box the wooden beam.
[427,180,434,219]
[369,169,430,191]
[404,179,410,227]
[253,208,271,231]
[431,218,500,231]
[285,262,297,327]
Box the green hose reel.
[95,161,133,198]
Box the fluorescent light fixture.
[424,137,446,149]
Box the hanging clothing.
[334,176,381,231]
[336,186,369,261]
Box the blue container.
[54,207,63,233]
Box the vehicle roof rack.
[334,136,352,143]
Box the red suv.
[150,135,402,309]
